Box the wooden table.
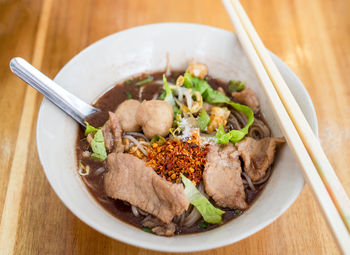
[0,0,348,254]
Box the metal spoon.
[9,57,100,127]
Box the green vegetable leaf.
[84,121,98,135]
[183,72,254,143]
[227,101,254,135]
[136,76,154,86]
[204,89,230,104]
[216,124,246,144]
[216,102,254,144]
[90,129,107,161]
[125,79,132,85]
[228,80,245,93]
[183,71,231,104]
[183,71,210,95]
[181,174,225,224]
[198,109,210,132]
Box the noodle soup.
[76,63,284,236]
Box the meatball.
[115,99,141,132]
[136,100,174,139]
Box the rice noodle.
[178,212,186,226]
[141,215,152,223]
[138,208,149,216]
[183,207,201,227]
[228,114,242,130]
[198,182,208,198]
[248,119,271,139]
[248,126,264,139]
[232,109,247,126]
[181,182,206,227]
[242,172,256,191]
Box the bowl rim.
[36,22,318,252]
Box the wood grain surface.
[0,0,349,254]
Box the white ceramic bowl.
[37,23,317,252]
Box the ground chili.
[146,134,209,184]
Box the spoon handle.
[10,57,100,127]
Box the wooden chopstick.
[231,0,350,230]
[222,0,350,252]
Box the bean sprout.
[124,132,149,141]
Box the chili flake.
[146,135,209,184]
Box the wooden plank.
[0,0,348,254]
[0,0,53,254]
[0,0,43,219]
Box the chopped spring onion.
[141,227,153,233]
[197,109,210,132]
[228,80,245,93]
[125,91,132,99]
[150,135,166,145]
[136,76,154,86]
[125,79,132,85]
[181,174,225,224]
[199,221,208,229]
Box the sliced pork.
[100,112,124,153]
[104,153,190,224]
[232,88,260,114]
[236,137,285,181]
[142,216,176,236]
[203,143,247,209]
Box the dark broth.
[76,71,269,235]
